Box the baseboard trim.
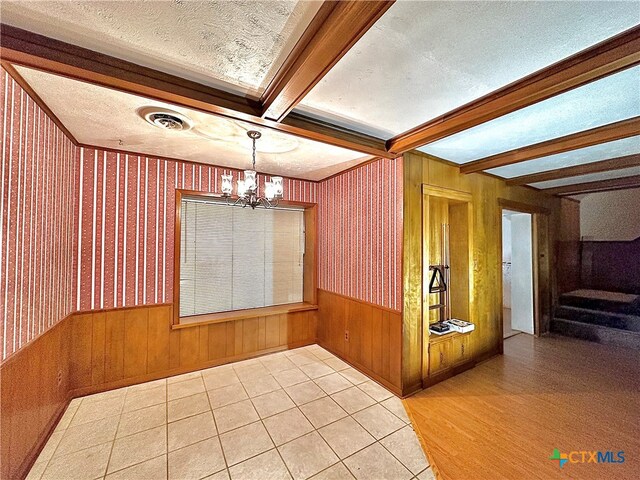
[70,340,314,398]
[16,396,70,480]
[421,360,476,388]
[317,341,403,397]
[400,380,423,398]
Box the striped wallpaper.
[1,65,403,361]
[1,68,78,361]
[75,147,318,311]
[318,158,403,311]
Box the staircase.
[551,289,640,350]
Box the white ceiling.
[418,66,640,164]
[488,137,640,179]
[530,166,640,190]
[1,0,320,97]
[14,66,369,181]
[297,0,639,138]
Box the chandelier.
[220,130,284,209]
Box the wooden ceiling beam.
[544,174,640,196]
[506,153,640,186]
[460,117,640,174]
[0,24,393,159]
[386,25,640,155]
[260,1,394,122]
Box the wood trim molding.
[260,0,395,121]
[318,342,402,397]
[387,25,640,154]
[0,24,392,159]
[461,117,640,174]
[1,61,79,144]
[317,288,402,314]
[421,184,473,202]
[176,303,318,329]
[544,174,640,196]
[173,190,183,326]
[498,198,551,214]
[505,153,640,186]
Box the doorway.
[502,210,534,338]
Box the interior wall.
[317,158,403,311]
[557,198,581,293]
[0,67,77,362]
[402,151,568,392]
[0,67,77,480]
[315,158,404,393]
[579,188,640,241]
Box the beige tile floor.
[27,344,435,480]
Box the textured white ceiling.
[15,66,369,181]
[488,137,640,179]
[419,67,640,164]
[1,0,320,97]
[531,166,640,190]
[297,0,640,138]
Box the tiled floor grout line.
[204,372,230,476]
[256,420,296,479]
[105,452,166,478]
[165,377,169,479]
[103,386,131,477]
[37,399,81,476]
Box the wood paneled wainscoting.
[1,303,317,479]
[0,318,72,480]
[70,303,318,397]
[316,289,403,395]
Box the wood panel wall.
[316,289,402,395]
[70,304,318,396]
[557,198,582,294]
[581,237,640,295]
[0,317,71,480]
[402,151,573,392]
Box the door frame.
[498,199,550,352]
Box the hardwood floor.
[404,334,640,480]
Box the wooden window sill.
[173,302,318,329]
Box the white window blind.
[179,199,305,317]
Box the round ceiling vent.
[139,107,193,131]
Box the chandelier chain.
[252,135,257,171]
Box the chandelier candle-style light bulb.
[265,181,275,201]
[272,176,284,197]
[220,130,284,209]
[237,179,247,198]
[221,174,233,196]
[244,170,257,191]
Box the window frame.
[173,189,317,328]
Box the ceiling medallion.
[220,131,284,209]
